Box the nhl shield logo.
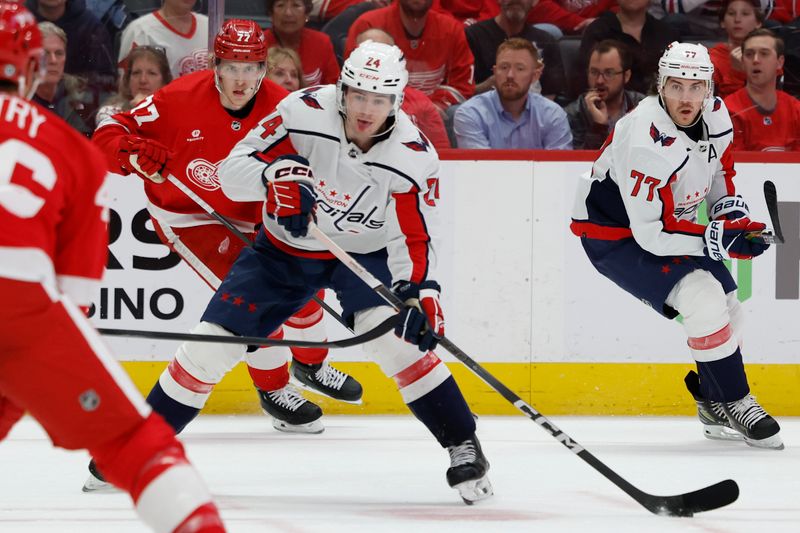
[79,389,100,411]
[231,121,241,131]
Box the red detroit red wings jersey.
[93,71,289,227]
[725,88,800,152]
[0,95,110,306]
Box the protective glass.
[661,80,707,102]
[216,61,265,81]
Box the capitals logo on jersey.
[299,87,323,110]
[649,123,676,147]
[402,136,430,153]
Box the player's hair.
[265,0,313,15]
[120,46,172,99]
[266,46,305,89]
[718,0,766,23]
[496,37,542,66]
[590,39,632,72]
[37,21,67,46]
[741,28,784,57]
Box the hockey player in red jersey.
[0,3,226,531]
[85,18,363,489]
[571,42,782,449]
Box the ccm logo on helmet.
[275,166,314,179]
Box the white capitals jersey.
[218,85,441,286]
[571,95,736,257]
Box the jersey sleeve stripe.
[719,143,736,195]
[392,191,430,284]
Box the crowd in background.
[26,0,800,151]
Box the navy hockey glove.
[262,155,316,238]
[709,195,750,221]
[393,280,445,352]
[117,135,171,183]
[704,218,770,261]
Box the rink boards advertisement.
[92,154,800,415]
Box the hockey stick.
[162,173,352,330]
[307,221,739,517]
[97,315,396,348]
[761,180,785,244]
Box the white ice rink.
[1,415,799,533]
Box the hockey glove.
[393,280,444,352]
[116,135,171,183]
[262,155,317,238]
[709,195,750,221]
[704,218,770,261]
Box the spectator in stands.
[265,0,340,86]
[711,0,764,99]
[355,28,451,149]
[725,29,800,150]
[266,46,305,92]
[32,22,94,135]
[483,0,613,36]
[576,0,679,98]
[345,0,476,112]
[465,0,567,100]
[26,0,115,78]
[118,0,209,80]
[310,0,389,27]
[454,38,572,149]
[565,39,644,149]
[96,46,172,125]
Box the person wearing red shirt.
[0,4,225,531]
[345,0,475,111]
[265,0,340,86]
[354,27,451,149]
[710,0,763,99]
[484,0,614,34]
[725,29,800,151]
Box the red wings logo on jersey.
[186,158,222,191]
[402,137,430,152]
[300,87,323,109]
[649,123,676,147]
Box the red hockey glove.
[393,280,444,352]
[704,218,770,261]
[262,155,316,238]
[116,135,171,183]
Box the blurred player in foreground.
[0,3,226,531]
[571,41,781,449]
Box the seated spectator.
[565,39,644,149]
[345,0,476,111]
[310,0,389,27]
[576,0,679,98]
[266,46,305,91]
[355,28,452,149]
[466,0,566,100]
[432,0,497,24]
[321,1,381,65]
[96,46,172,125]
[118,0,209,80]
[483,0,614,36]
[653,0,728,39]
[725,28,800,151]
[454,38,572,148]
[265,0,340,86]
[32,22,94,135]
[711,0,764,99]
[26,0,115,79]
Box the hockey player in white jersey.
[144,41,493,503]
[571,42,782,449]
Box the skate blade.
[745,433,784,450]
[81,474,116,493]
[289,375,364,405]
[271,416,325,434]
[703,425,745,441]
[453,475,493,505]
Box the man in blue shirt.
[453,37,572,150]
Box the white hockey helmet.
[657,42,714,106]
[337,40,408,117]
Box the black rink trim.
[364,161,421,190]
[708,128,733,139]
[286,128,340,143]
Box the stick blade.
[764,180,785,244]
[642,479,739,517]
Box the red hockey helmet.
[0,1,43,96]
[214,19,267,62]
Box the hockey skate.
[81,459,116,493]
[446,435,493,505]
[258,384,324,434]
[290,359,363,404]
[685,371,783,450]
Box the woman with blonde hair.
[266,46,305,92]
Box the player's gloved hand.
[262,155,316,238]
[704,218,770,261]
[116,135,171,183]
[393,280,444,352]
[709,194,750,221]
